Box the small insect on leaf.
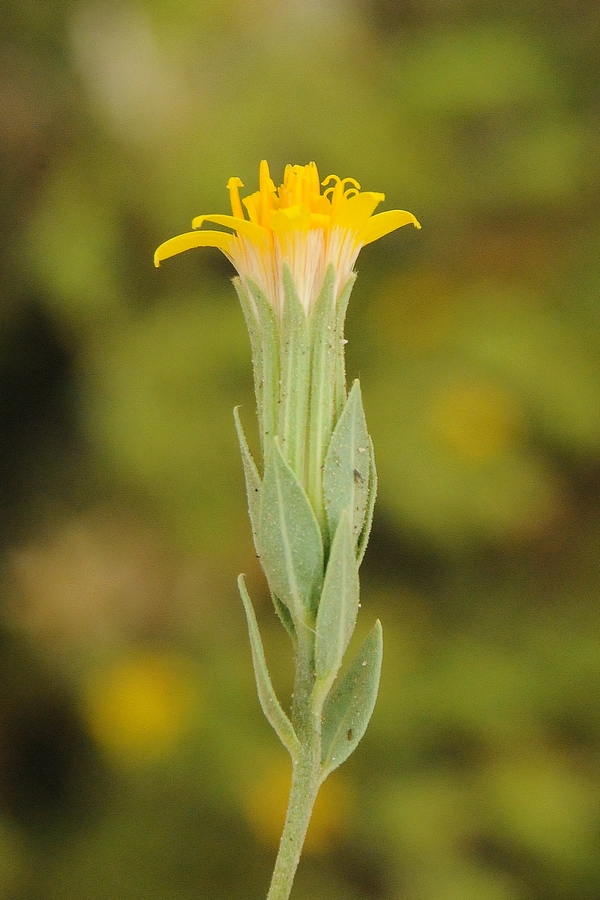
[347,728,353,740]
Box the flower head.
[154,160,420,316]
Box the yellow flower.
[154,160,420,316]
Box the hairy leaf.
[321,620,383,780]
[260,439,324,624]
[233,406,261,551]
[323,379,371,550]
[315,511,360,689]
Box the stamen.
[308,162,321,203]
[227,177,245,220]
[301,167,311,208]
[259,159,272,192]
[259,160,274,226]
[331,180,346,213]
[321,175,340,205]
[290,166,304,206]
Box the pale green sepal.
[246,278,279,454]
[233,406,261,550]
[259,439,324,624]
[233,277,263,434]
[320,619,383,781]
[307,265,337,528]
[323,379,371,551]
[238,575,300,758]
[357,435,377,566]
[279,265,310,478]
[314,510,360,690]
[333,274,356,418]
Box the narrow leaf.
[320,620,383,780]
[259,439,324,624]
[279,265,310,478]
[357,436,377,566]
[323,379,371,550]
[233,277,263,435]
[307,265,337,526]
[238,575,300,758]
[246,278,279,455]
[233,406,261,550]
[315,511,360,690]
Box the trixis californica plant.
[155,160,420,900]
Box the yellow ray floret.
[154,161,420,315]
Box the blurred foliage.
[1,0,600,898]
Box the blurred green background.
[1,0,599,898]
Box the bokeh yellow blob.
[243,758,355,854]
[428,379,521,462]
[82,651,199,765]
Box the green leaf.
[334,274,356,419]
[246,277,280,456]
[357,435,377,566]
[279,265,311,479]
[259,439,324,624]
[233,406,261,550]
[238,575,300,758]
[315,510,360,690]
[320,620,383,780]
[323,379,371,551]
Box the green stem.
[266,630,321,900]
[265,744,321,900]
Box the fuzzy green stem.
[265,744,321,900]
[266,630,321,900]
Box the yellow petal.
[309,213,330,229]
[331,191,385,231]
[242,191,262,225]
[154,230,234,267]
[269,205,311,235]
[191,213,269,244]
[360,209,421,246]
[314,195,332,216]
